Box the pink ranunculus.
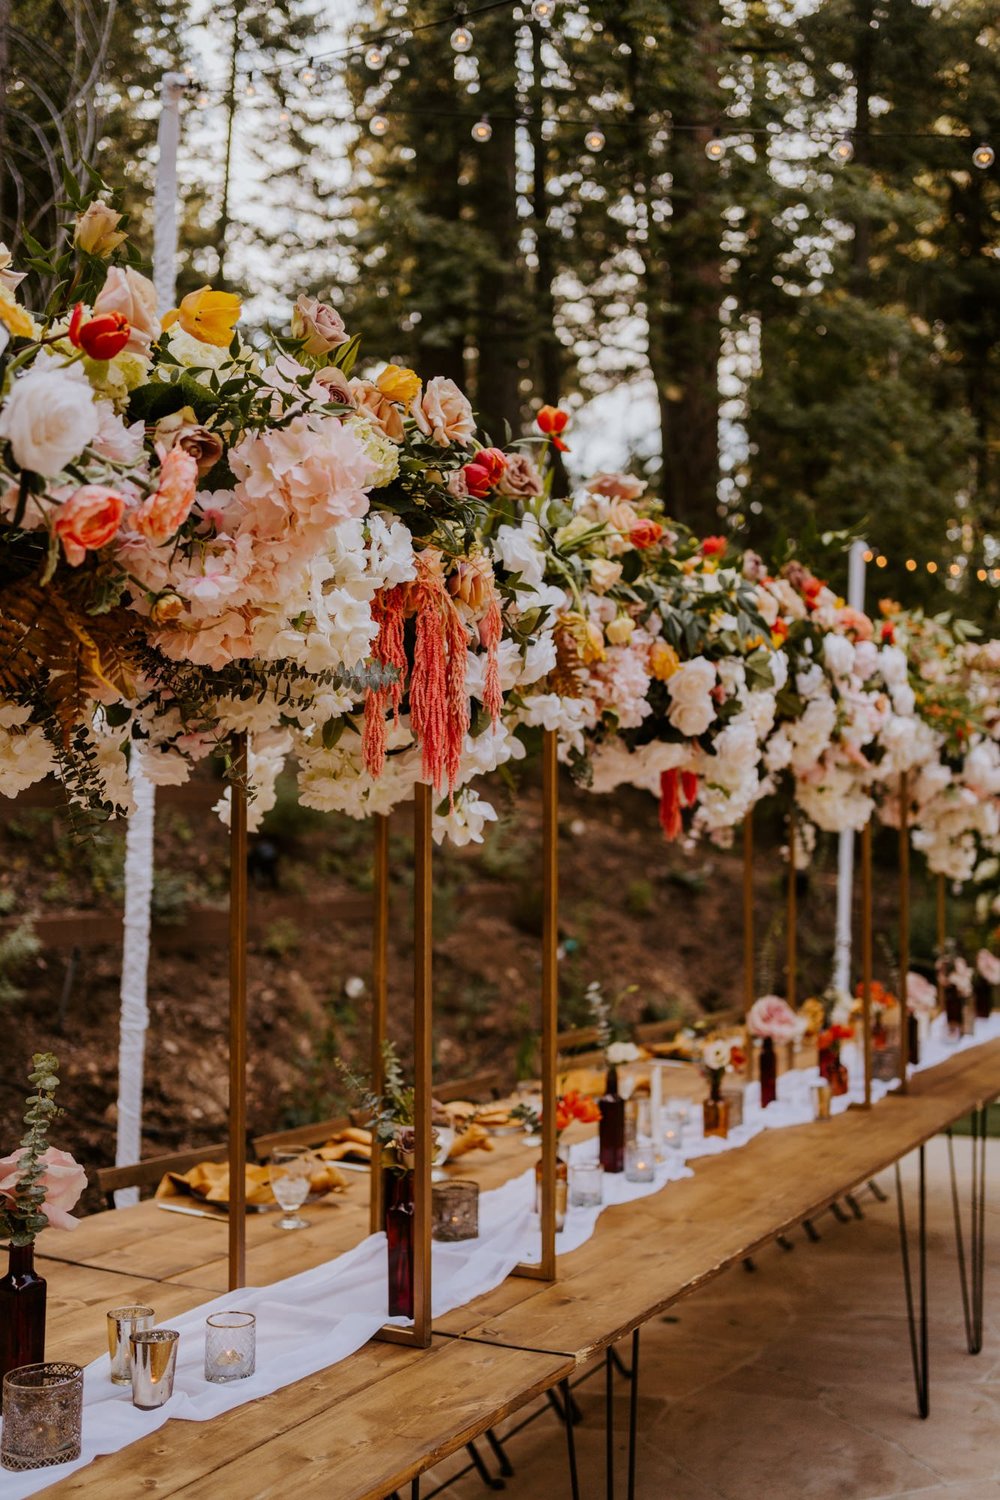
[133,448,199,543]
[92,266,160,355]
[587,471,647,501]
[747,994,799,1042]
[0,1145,86,1231]
[411,376,475,448]
[54,483,125,564]
[977,949,1000,985]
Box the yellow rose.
[74,201,127,258]
[584,620,606,664]
[650,641,680,681]
[606,615,635,646]
[376,363,421,405]
[163,286,242,348]
[0,287,37,340]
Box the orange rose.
[133,448,198,543]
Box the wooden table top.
[36,1039,999,1498]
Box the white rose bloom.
[717,658,747,700]
[606,1041,641,1065]
[770,650,789,692]
[518,633,557,686]
[764,728,793,774]
[0,360,98,475]
[854,640,879,681]
[667,657,717,738]
[495,518,547,587]
[891,683,916,717]
[795,663,825,700]
[755,587,779,627]
[0,707,56,795]
[822,633,855,679]
[879,644,908,687]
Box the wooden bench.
[94,1142,230,1208]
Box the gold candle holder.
[106,1304,155,1385]
[812,1082,832,1121]
[130,1329,180,1410]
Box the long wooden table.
[36,1041,999,1498]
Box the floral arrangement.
[514,1090,600,1140]
[746,995,799,1042]
[0,1054,85,1245]
[700,1037,745,1101]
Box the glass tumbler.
[205,1311,256,1383]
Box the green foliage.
[0,920,42,1005]
[0,1053,64,1245]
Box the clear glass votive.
[812,1082,832,1121]
[569,1161,603,1208]
[1,1363,83,1472]
[625,1097,655,1182]
[205,1312,256,1383]
[107,1304,155,1385]
[661,1100,688,1155]
[625,1142,655,1182]
[431,1179,480,1241]
[130,1329,180,1409]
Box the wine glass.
[268,1148,312,1230]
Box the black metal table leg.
[561,1378,581,1500]
[868,1177,889,1203]
[895,1146,929,1418]
[484,1427,514,1479]
[803,1218,821,1242]
[606,1345,615,1499]
[411,1480,421,1500]
[948,1105,988,1356]
[465,1440,504,1490]
[845,1193,865,1220]
[627,1328,641,1500]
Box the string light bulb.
[704,136,726,162]
[369,113,389,137]
[584,127,606,152]
[926,561,938,574]
[471,116,492,143]
[531,0,556,17]
[875,554,887,568]
[244,74,256,97]
[300,62,316,85]
[831,137,854,163]
[972,142,995,170]
[450,23,473,53]
[905,558,917,572]
[365,45,388,70]
[196,91,209,108]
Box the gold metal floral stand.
[898,770,911,1092]
[228,731,249,1290]
[742,809,754,1077]
[786,804,797,1010]
[858,819,874,1108]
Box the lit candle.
[650,1064,664,1162]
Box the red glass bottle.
[598,1066,625,1174]
[944,984,964,1036]
[383,1169,415,1320]
[907,1012,920,1066]
[759,1037,777,1108]
[0,1241,46,1410]
[973,975,993,1021]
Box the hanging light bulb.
[365,44,388,70]
[471,116,492,143]
[531,0,556,18]
[369,113,389,137]
[300,61,316,85]
[450,23,474,53]
[704,135,726,162]
[584,127,606,152]
[279,107,290,123]
[196,91,209,108]
[831,136,854,163]
[972,142,995,170]
[244,73,256,98]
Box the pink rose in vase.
[0,1146,86,1231]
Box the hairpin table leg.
[484,1426,514,1479]
[627,1328,641,1500]
[895,1147,929,1418]
[560,1378,581,1500]
[948,1105,989,1356]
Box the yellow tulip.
[376,363,421,405]
[163,286,242,347]
[0,290,36,340]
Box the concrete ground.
[423,1137,1000,1500]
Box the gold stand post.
[936,872,946,1008]
[860,819,873,1108]
[228,732,248,1291]
[377,784,433,1347]
[743,809,755,1078]
[369,814,390,1237]
[786,803,797,1011]
[897,770,911,1091]
[516,728,558,1281]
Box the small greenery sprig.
[1,1053,63,1246]
[338,1041,416,1173]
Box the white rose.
[770,650,789,692]
[892,683,916,717]
[880,644,908,687]
[796,663,825,699]
[494,518,546,587]
[590,558,623,594]
[0,360,98,475]
[854,640,879,681]
[667,657,717,738]
[822,633,855,679]
[606,1041,641,1065]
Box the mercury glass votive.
[431,1179,479,1242]
[130,1329,179,1410]
[569,1161,603,1208]
[106,1305,155,1385]
[205,1312,256,1383]
[812,1082,832,1121]
[1,1363,83,1472]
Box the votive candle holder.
[205,1312,256,1383]
[812,1082,832,1121]
[106,1305,155,1386]
[431,1180,480,1242]
[130,1329,180,1409]
[569,1161,603,1208]
[1,1363,83,1472]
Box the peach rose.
[589,558,623,594]
[350,378,405,441]
[411,376,475,447]
[133,448,198,543]
[0,1146,86,1231]
[313,365,353,404]
[73,201,127,258]
[747,995,799,1042]
[93,266,160,355]
[587,471,647,501]
[54,484,125,564]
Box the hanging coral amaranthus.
[658,767,700,841]
[363,549,504,794]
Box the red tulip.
[700,535,727,558]
[462,461,493,499]
[477,447,508,483]
[536,404,570,452]
[68,301,131,360]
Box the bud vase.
[758,1037,777,1108]
[383,1169,415,1320]
[599,1066,625,1173]
[907,1012,920,1066]
[973,975,993,1021]
[702,1095,730,1139]
[533,1156,568,1231]
[0,1243,46,1411]
[944,984,964,1038]
[818,1047,849,1097]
